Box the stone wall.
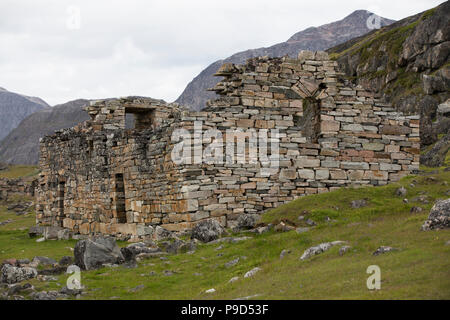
[36,51,420,240]
[0,178,36,201]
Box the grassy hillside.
[0,163,449,299]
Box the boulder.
[154,226,173,241]
[351,199,367,208]
[300,241,346,260]
[31,256,57,267]
[420,133,450,167]
[28,226,44,238]
[191,219,224,243]
[121,242,161,263]
[74,237,124,270]
[421,199,450,231]
[59,256,74,266]
[373,246,397,255]
[236,214,261,230]
[0,264,37,284]
[244,267,261,278]
[395,187,407,197]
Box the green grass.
[0,167,449,299]
[0,165,39,179]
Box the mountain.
[176,10,395,110]
[0,99,90,165]
[0,87,49,141]
[327,1,449,153]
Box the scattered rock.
[59,256,74,266]
[228,276,239,283]
[244,267,261,278]
[205,288,216,293]
[191,219,224,243]
[37,275,58,282]
[8,283,33,296]
[295,227,310,234]
[28,226,44,238]
[274,222,295,232]
[31,290,66,300]
[280,249,291,259]
[410,206,423,213]
[31,256,57,267]
[0,264,37,284]
[129,284,145,293]
[38,266,66,275]
[339,245,351,256]
[305,218,316,226]
[421,199,450,231]
[0,219,13,227]
[373,246,397,256]
[1,258,17,267]
[154,226,173,241]
[225,257,239,268]
[412,195,429,204]
[161,239,197,254]
[351,199,367,208]
[74,236,124,270]
[395,187,407,197]
[300,241,346,260]
[121,242,161,263]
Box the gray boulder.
[74,237,124,270]
[236,214,261,230]
[191,219,224,243]
[28,225,44,238]
[121,242,161,262]
[351,199,367,208]
[421,199,450,231]
[300,241,346,260]
[373,246,397,255]
[0,264,37,284]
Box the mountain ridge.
[176,10,395,110]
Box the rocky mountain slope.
[176,10,394,110]
[0,99,90,165]
[327,2,449,150]
[0,87,49,141]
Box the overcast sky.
[0,0,445,106]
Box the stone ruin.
[36,50,420,241]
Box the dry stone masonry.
[36,50,420,240]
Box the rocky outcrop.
[420,132,450,167]
[328,2,449,147]
[74,237,124,270]
[191,219,224,243]
[421,199,450,230]
[176,10,394,111]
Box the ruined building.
[36,50,420,240]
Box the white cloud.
[0,0,445,105]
